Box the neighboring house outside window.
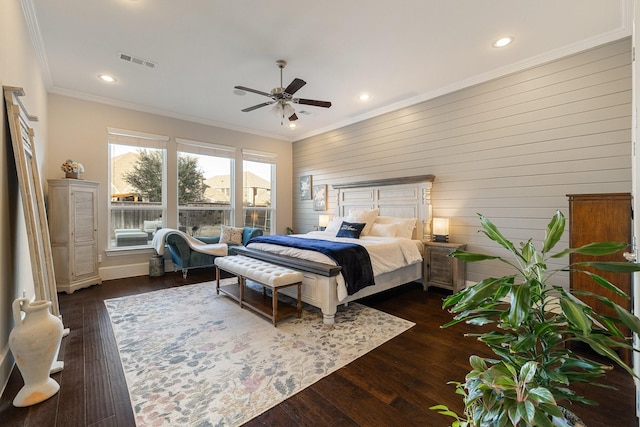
[107,130,276,248]
[242,149,275,236]
[176,138,235,237]
[107,128,168,249]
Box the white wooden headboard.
[333,175,435,240]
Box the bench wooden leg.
[214,259,303,327]
[239,276,245,308]
[272,288,279,327]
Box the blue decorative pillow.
[336,221,366,239]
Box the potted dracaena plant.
[430,211,640,427]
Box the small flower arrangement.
[60,159,85,174]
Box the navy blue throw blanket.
[248,235,375,295]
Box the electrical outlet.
[98,254,102,263]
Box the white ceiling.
[26,0,631,142]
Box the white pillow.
[345,208,379,236]
[219,225,243,245]
[369,222,398,237]
[396,217,417,239]
[374,216,417,239]
[325,216,343,234]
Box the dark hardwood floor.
[1,269,637,426]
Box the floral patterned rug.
[105,279,414,426]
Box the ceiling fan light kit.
[235,60,332,125]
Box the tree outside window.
[109,143,166,248]
[124,150,207,204]
[108,133,275,246]
[177,143,234,237]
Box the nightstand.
[423,241,466,293]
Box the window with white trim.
[108,128,168,249]
[176,139,235,237]
[242,149,275,235]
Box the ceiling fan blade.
[234,85,272,98]
[284,78,307,95]
[288,113,298,121]
[284,78,306,95]
[294,98,332,108]
[241,101,273,112]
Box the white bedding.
[246,231,423,301]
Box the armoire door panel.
[567,193,632,364]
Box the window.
[107,131,277,249]
[242,149,275,235]
[177,139,235,237]
[108,128,168,249]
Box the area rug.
[105,279,414,426]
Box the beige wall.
[46,94,293,280]
[0,0,50,394]
[293,38,632,288]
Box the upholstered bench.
[214,255,303,326]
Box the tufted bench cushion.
[215,255,303,287]
[214,255,303,326]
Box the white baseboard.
[99,262,148,281]
[99,260,174,281]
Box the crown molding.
[21,0,52,88]
[48,86,295,142]
[296,9,632,142]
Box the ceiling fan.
[235,60,332,125]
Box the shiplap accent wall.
[293,38,632,288]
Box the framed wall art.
[313,184,327,211]
[299,175,312,200]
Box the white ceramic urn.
[9,298,64,407]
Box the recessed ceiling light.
[493,37,513,48]
[359,93,370,101]
[98,74,117,83]
[289,123,297,129]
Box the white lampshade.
[318,214,332,229]
[271,103,283,117]
[432,217,450,242]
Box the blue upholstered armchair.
[165,227,263,278]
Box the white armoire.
[48,179,101,293]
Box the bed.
[237,175,435,324]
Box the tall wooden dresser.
[48,179,102,293]
[567,193,632,363]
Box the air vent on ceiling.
[119,52,157,69]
